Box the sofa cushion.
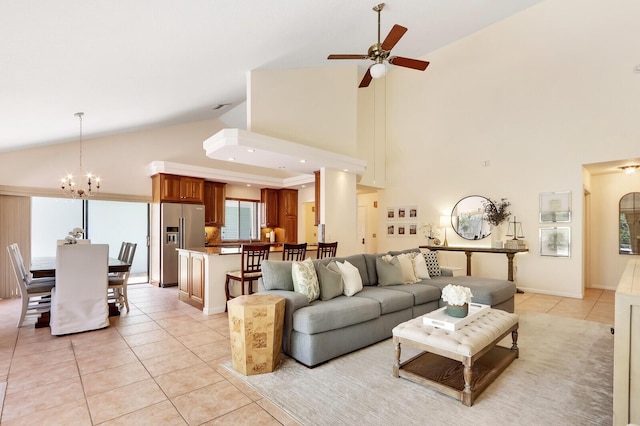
[336,260,363,296]
[354,286,414,315]
[261,260,294,291]
[292,258,320,302]
[292,296,380,334]
[376,256,404,286]
[384,282,442,305]
[423,251,441,277]
[428,276,515,306]
[317,263,344,301]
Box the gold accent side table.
[227,294,285,375]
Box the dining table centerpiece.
[441,284,473,318]
[64,227,85,244]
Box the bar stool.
[317,241,338,259]
[225,244,271,306]
[282,243,307,261]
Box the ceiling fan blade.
[381,24,408,51]
[359,68,373,88]
[328,54,369,60]
[388,56,430,71]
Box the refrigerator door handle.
[179,216,185,248]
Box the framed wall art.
[386,205,419,238]
[540,191,571,222]
[539,226,571,257]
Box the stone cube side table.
[227,294,285,375]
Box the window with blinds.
[221,199,259,241]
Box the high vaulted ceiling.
[0,0,542,153]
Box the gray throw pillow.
[317,263,344,301]
[376,256,404,286]
[261,260,294,291]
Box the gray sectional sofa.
[257,248,516,367]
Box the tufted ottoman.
[392,309,519,406]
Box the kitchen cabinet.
[279,189,298,243]
[204,181,226,226]
[152,174,204,204]
[260,188,279,228]
[178,250,205,310]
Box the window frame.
[221,197,260,242]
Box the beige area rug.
[225,312,613,426]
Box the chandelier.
[60,112,100,198]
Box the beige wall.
[376,0,640,297]
[248,66,359,156]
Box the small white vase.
[491,225,504,248]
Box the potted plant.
[483,198,511,247]
[441,284,473,318]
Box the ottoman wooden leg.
[511,329,519,358]
[462,362,473,406]
[393,338,401,378]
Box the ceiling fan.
[327,3,430,88]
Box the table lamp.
[440,215,450,247]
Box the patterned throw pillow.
[423,251,441,277]
[292,258,320,302]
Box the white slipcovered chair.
[50,244,109,335]
[6,243,55,327]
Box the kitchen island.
[178,245,304,314]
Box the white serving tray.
[422,303,490,331]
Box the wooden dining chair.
[50,244,109,335]
[225,244,270,305]
[6,243,55,327]
[108,242,136,313]
[317,241,338,259]
[282,243,307,261]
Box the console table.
[419,245,528,282]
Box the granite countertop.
[182,246,285,255]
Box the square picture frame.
[540,191,571,222]
[539,227,571,257]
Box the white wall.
[375,0,640,298]
[0,119,228,197]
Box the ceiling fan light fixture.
[370,63,386,79]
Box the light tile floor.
[0,285,615,425]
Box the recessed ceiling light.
[301,185,306,188]
[343,169,349,172]
[247,149,255,153]
[246,184,251,187]
[300,159,306,163]
[228,157,235,161]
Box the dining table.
[30,256,130,278]
[29,256,131,327]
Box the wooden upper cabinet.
[260,188,279,228]
[279,189,298,216]
[204,181,226,226]
[314,170,320,226]
[152,174,204,204]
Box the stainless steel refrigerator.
[160,203,205,287]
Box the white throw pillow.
[397,253,419,283]
[336,260,363,296]
[291,258,320,302]
[413,252,431,279]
